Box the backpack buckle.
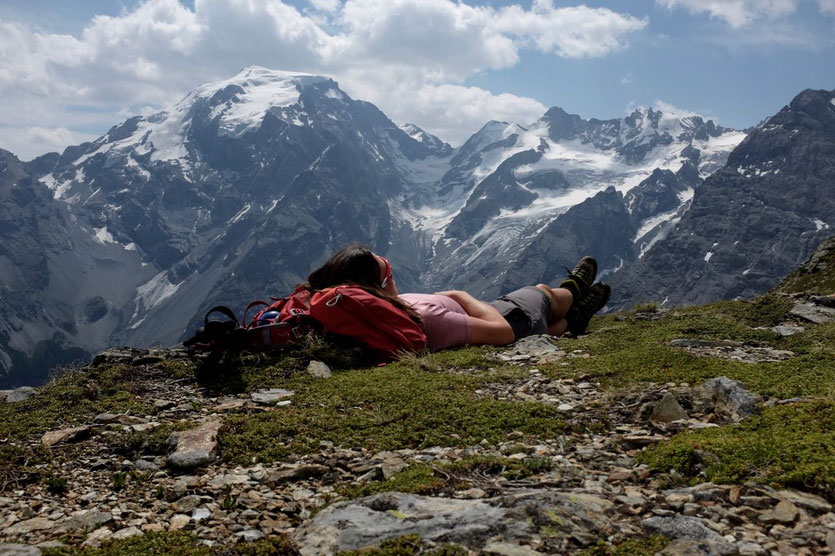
[325,294,342,307]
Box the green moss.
[156,359,197,379]
[639,401,835,492]
[546,298,835,399]
[579,536,669,556]
[340,463,439,499]
[0,365,154,441]
[110,421,195,460]
[339,456,553,499]
[42,531,299,555]
[336,534,467,556]
[219,355,563,465]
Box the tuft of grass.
[639,401,835,495]
[339,456,554,500]
[548,297,835,399]
[579,536,669,556]
[219,351,564,465]
[336,534,467,556]
[41,531,299,555]
[625,302,659,315]
[45,473,69,495]
[110,421,194,460]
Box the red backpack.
[309,285,427,361]
[243,285,317,350]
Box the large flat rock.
[167,418,223,470]
[292,490,614,555]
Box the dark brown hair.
[305,244,422,324]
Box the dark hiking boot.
[559,256,597,301]
[566,282,611,336]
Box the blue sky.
[1,0,833,159]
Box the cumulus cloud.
[0,0,648,157]
[494,1,647,58]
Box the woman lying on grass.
[307,245,611,351]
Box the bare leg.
[536,284,574,324]
[547,318,568,336]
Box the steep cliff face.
[610,89,835,309]
[0,149,150,386]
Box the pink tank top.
[398,294,472,351]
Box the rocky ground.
[0,291,834,555]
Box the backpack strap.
[242,301,268,327]
[205,306,239,327]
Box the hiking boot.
[566,282,611,336]
[559,256,597,301]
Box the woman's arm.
[435,290,514,345]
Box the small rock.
[57,511,112,533]
[2,387,36,404]
[458,488,487,499]
[171,495,203,514]
[481,541,541,556]
[134,459,160,472]
[208,474,250,488]
[650,393,688,423]
[759,500,798,524]
[111,527,141,540]
[0,545,42,556]
[770,324,804,336]
[380,457,408,480]
[41,426,90,447]
[790,300,835,324]
[237,530,265,542]
[154,399,175,410]
[250,388,294,404]
[557,404,574,412]
[81,527,112,548]
[702,377,760,419]
[192,508,211,523]
[3,518,55,535]
[642,515,718,541]
[169,514,190,531]
[265,464,329,485]
[775,489,832,512]
[307,360,332,378]
[93,413,146,425]
[826,530,835,552]
[167,418,222,470]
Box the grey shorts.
[487,286,551,340]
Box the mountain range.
[1,66,833,386]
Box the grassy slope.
[3,288,834,554]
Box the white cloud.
[494,1,647,58]
[656,0,799,27]
[0,0,648,157]
[309,0,342,12]
[819,0,835,14]
[656,0,835,26]
[621,72,635,85]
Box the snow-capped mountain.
[611,89,835,308]
[403,104,745,298]
[18,66,833,387]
